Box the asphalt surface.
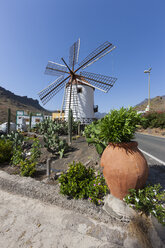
[134,133,165,165]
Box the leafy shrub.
[100,107,141,143]
[30,138,41,161]
[20,159,36,177]
[19,139,41,177]
[84,107,142,154]
[124,184,165,226]
[1,131,24,149]
[10,146,23,166]
[58,161,108,205]
[11,138,41,177]
[72,121,80,135]
[0,139,13,163]
[84,120,107,155]
[141,112,165,129]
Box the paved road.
[134,133,165,165]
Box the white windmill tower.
[38,39,117,124]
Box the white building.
[16,111,51,130]
[64,77,98,124]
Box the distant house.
[52,110,65,121]
[16,110,51,130]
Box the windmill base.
[65,117,95,124]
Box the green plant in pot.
[99,107,149,200]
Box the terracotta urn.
[100,141,149,200]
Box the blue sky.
[0,0,164,113]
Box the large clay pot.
[100,141,148,200]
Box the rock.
[42,178,50,183]
[54,172,62,180]
[103,194,136,221]
[0,122,16,133]
[149,215,165,245]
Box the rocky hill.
[0,86,51,124]
[134,95,165,112]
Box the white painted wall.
[65,84,94,123]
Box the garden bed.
[0,114,164,229]
[0,134,101,182]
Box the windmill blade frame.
[80,71,117,92]
[76,78,107,93]
[76,41,116,71]
[38,75,64,96]
[69,38,80,70]
[38,75,70,105]
[45,61,69,77]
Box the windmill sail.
[69,38,80,70]
[45,61,68,77]
[80,71,117,92]
[77,41,116,71]
[38,75,69,105]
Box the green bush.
[100,107,141,143]
[1,131,25,165]
[19,139,41,177]
[124,184,165,226]
[141,112,165,129]
[58,161,108,205]
[10,146,23,166]
[11,138,41,177]
[0,139,13,163]
[1,131,24,149]
[20,159,36,177]
[84,120,107,155]
[30,138,41,161]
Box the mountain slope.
[0,86,50,124]
[134,95,165,112]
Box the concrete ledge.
[0,170,164,248]
[0,171,121,226]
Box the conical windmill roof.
[66,76,95,89]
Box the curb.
[136,132,165,139]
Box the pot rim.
[108,141,138,148]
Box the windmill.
[38,39,117,142]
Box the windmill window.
[77,87,82,93]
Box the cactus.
[43,133,69,158]
[7,108,11,134]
